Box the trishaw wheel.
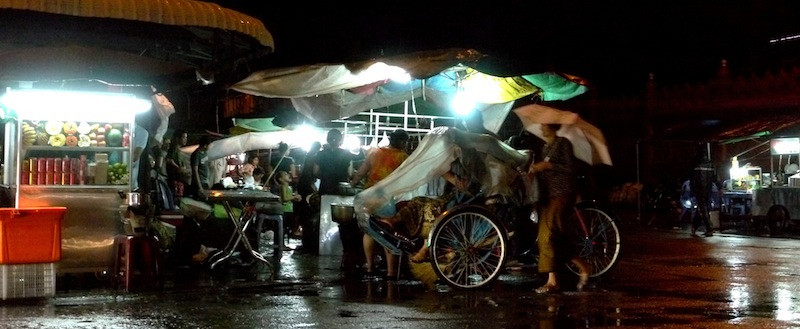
[767,205,790,236]
[429,205,507,290]
[566,205,621,278]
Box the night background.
[164,1,800,189]
[3,1,800,189]
[220,1,800,95]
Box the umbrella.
[513,104,612,166]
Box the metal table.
[722,191,752,216]
[205,190,281,278]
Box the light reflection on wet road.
[1,220,800,328]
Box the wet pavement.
[2,211,800,328]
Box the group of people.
[148,120,600,294]
[305,119,595,293]
[337,120,593,293]
[162,129,211,201]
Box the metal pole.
[636,138,641,223]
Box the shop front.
[0,1,273,281]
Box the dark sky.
[221,1,800,95]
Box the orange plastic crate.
[0,207,65,264]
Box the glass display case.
[1,89,150,274]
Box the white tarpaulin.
[352,126,530,254]
[180,131,298,161]
[231,48,588,124]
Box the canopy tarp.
[653,114,800,144]
[0,0,273,84]
[229,117,284,135]
[0,0,273,48]
[181,130,298,161]
[231,48,588,124]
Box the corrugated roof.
[0,0,273,48]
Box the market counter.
[19,185,127,274]
[751,187,800,219]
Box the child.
[277,171,302,242]
[251,167,265,189]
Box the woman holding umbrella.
[528,123,591,293]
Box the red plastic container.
[0,207,65,264]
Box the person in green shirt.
[190,135,211,199]
[165,129,190,203]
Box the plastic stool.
[256,214,283,257]
[113,235,161,292]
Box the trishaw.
[353,127,621,289]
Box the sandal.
[576,274,589,292]
[534,284,560,294]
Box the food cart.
[749,137,800,233]
[1,88,151,274]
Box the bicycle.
[357,126,621,289]
[367,193,621,289]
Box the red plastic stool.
[113,235,162,292]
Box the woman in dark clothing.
[296,142,322,253]
[314,129,358,270]
[529,124,591,293]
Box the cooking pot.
[330,203,355,224]
[337,182,362,196]
[125,192,141,207]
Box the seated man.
[374,170,471,263]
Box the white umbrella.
[513,104,612,166]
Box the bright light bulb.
[344,135,361,154]
[451,92,476,116]
[363,62,411,84]
[295,124,323,152]
[1,89,151,122]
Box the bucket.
[709,210,720,229]
[330,204,355,224]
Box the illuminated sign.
[771,138,800,155]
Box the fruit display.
[44,121,63,135]
[49,134,66,147]
[106,129,123,147]
[77,122,92,135]
[36,132,49,146]
[77,134,91,147]
[108,163,129,185]
[15,119,135,187]
[21,122,36,146]
[65,135,78,147]
[62,121,78,134]
[21,120,130,148]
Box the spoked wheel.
[566,204,621,278]
[767,205,790,236]
[429,205,508,289]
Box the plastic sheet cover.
[353,127,529,253]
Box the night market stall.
[636,113,800,234]
[0,0,273,293]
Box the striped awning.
[0,0,273,48]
